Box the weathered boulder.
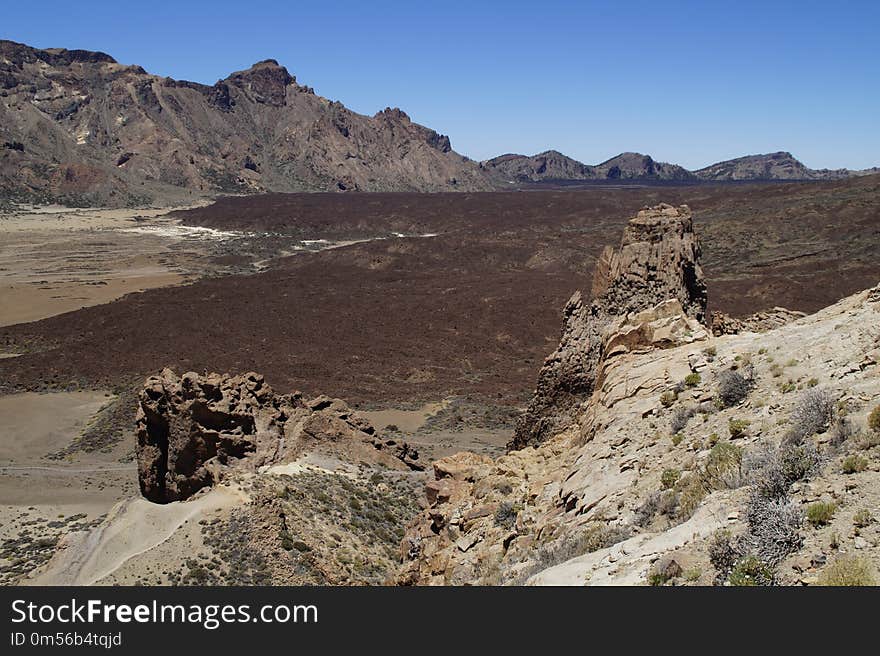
[511,203,707,449]
[136,368,421,503]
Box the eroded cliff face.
[136,368,421,503]
[511,203,707,450]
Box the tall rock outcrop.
[510,203,707,449]
[136,368,421,503]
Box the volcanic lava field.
[2,176,879,410]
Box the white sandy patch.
[27,485,247,586]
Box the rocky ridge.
[398,209,880,586]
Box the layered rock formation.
[511,203,707,449]
[136,368,421,503]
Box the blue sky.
[4,1,878,169]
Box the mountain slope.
[0,40,494,205]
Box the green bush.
[728,556,774,586]
[660,468,681,490]
[818,555,876,586]
[684,373,701,388]
[671,433,684,446]
[728,418,750,439]
[842,454,868,474]
[806,501,836,527]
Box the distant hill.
[485,148,875,184]
[0,40,494,206]
[483,150,595,182]
[592,152,696,181]
[693,151,879,181]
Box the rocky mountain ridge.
[2,39,876,205]
[485,149,878,184]
[0,39,493,206]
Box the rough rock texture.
[511,203,707,449]
[710,307,808,336]
[400,280,880,586]
[0,39,494,206]
[136,368,421,503]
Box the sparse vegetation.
[494,502,518,530]
[674,474,708,520]
[660,468,681,490]
[806,501,836,527]
[660,391,677,408]
[671,406,697,435]
[728,418,750,439]
[684,373,701,388]
[852,509,873,529]
[728,556,774,586]
[717,369,752,408]
[868,405,880,432]
[788,387,834,442]
[841,454,868,474]
[703,442,743,489]
[817,556,877,586]
[671,433,684,446]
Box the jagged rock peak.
[224,60,295,106]
[510,203,707,450]
[591,203,707,322]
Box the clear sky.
[4,0,878,169]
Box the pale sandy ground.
[0,391,112,463]
[0,203,214,327]
[361,400,450,432]
[362,400,509,460]
[28,486,246,586]
[0,390,138,584]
